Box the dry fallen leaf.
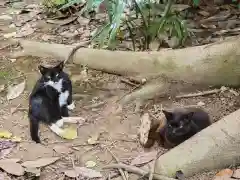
[131,151,158,166]
[0,131,12,138]
[213,177,235,180]
[85,161,96,168]
[138,113,151,146]
[64,169,79,178]
[59,127,78,140]
[215,169,233,177]
[0,15,12,20]
[25,167,41,177]
[7,81,25,100]
[232,169,240,178]
[11,136,22,142]
[16,25,35,38]
[3,32,16,38]
[0,159,24,176]
[229,89,239,96]
[53,145,73,154]
[47,16,77,26]
[65,166,102,178]
[87,133,99,145]
[21,157,59,168]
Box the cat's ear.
[38,65,47,75]
[162,110,173,121]
[55,61,64,71]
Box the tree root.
[103,163,177,180]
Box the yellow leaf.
[85,161,96,168]
[60,128,77,140]
[0,130,12,138]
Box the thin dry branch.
[149,156,157,180]
[103,163,177,180]
[176,89,221,99]
[105,147,127,180]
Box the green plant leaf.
[108,0,125,44]
[54,0,66,6]
[192,0,200,7]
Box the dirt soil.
[0,1,239,180]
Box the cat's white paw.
[49,124,63,135]
[67,102,75,110]
[55,119,64,127]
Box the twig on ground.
[149,155,157,180]
[120,78,138,87]
[83,101,106,109]
[105,146,128,180]
[128,76,147,85]
[103,163,177,180]
[117,84,143,102]
[176,89,221,99]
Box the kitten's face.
[38,62,64,83]
[163,110,194,136]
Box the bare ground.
[0,1,240,180]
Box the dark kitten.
[159,107,211,148]
[29,85,62,143]
[38,61,75,116]
[29,61,74,143]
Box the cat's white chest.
[59,91,69,107]
[45,79,63,92]
[45,78,69,107]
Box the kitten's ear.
[38,65,47,75]
[55,61,64,71]
[162,110,173,121]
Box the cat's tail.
[29,114,41,143]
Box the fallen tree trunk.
[153,108,240,178]
[13,37,240,104]
[15,38,240,86]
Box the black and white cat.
[29,61,75,143]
